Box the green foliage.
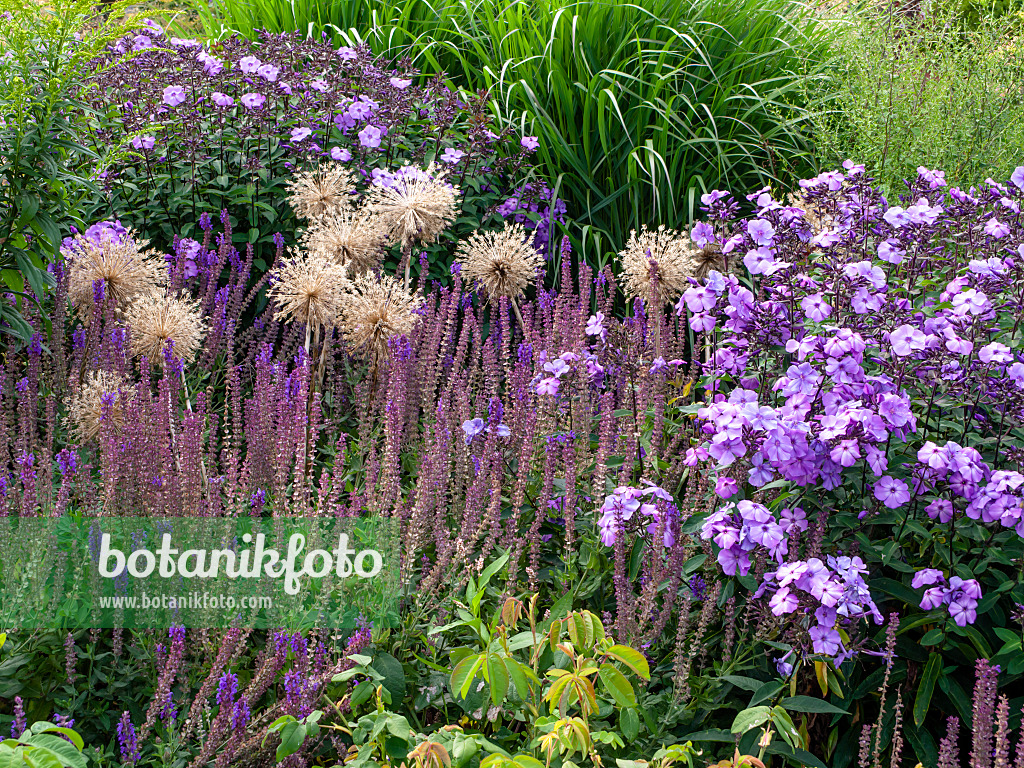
[812,2,1024,192]
[190,0,834,268]
[0,0,137,342]
[0,722,88,768]
[264,711,323,762]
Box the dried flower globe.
[618,226,696,304]
[64,230,165,317]
[788,191,839,235]
[689,241,725,282]
[69,370,136,442]
[338,272,423,362]
[268,250,349,336]
[456,222,543,301]
[286,162,356,221]
[365,164,459,249]
[125,290,207,366]
[302,209,388,276]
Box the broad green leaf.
[604,645,650,680]
[780,696,848,715]
[730,706,771,735]
[913,653,943,728]
[597,663,636,708]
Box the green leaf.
[780,696,848,715]
[275,721,306,762]
[604,645,650,680]
[485,654,510,706]
[620,708,639,742]
[914,653,943,728]
[731,706,771,735]
[370,652,406,706]
[597,663,636,708]
[451,654,484,700]
[721,675,764,692]
[384,715,411,741]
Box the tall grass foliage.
[813,2,1024,193]
[190,0,835,268]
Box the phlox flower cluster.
[914,441,1024,536]
[699,500,806,575]
[496,181,568,256]
[912,569,983,626]
[597,484,677,548]
[679,161,1024,652]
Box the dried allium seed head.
[286,163,356,221]
[338,272,423,361]
[456,222,544,300]
[125,290,207,366]
[618,225,696,304]
[302,209,388,276]
[69,370,136,441]
[365,164,459,248]
[268,249,349,331]
[788,191,838,234]
[64,230,165,317]
[690,241,724,282]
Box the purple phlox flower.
[984,217,1010,238]
[912,568,945,588]
[691,221,715,247]
[877,239,905,264]
[162,85,186,107]
[257,63,279,81]
[211,91,234,107]
[390,76,412,89]
[744,246,788,276]
[714,476,739,498]
[520,136,539,151]
[331,147,352,162]
[597,486,645,546]
[918,166,947,188]
[800,293,831,322]
[585,312,606,340]
[874,476,911,508]
[440,147,465,164]
[889,324,933,357]
[978,342,1012,364]
[536,377,559,396]
[241,93,266,109]
[543,358,570,377]
[337,46,357,60]
[359,124,384,149]
[291,127,312,142]
[197,50,224,75]
[462,418,486,443]
[130,135,155,150]
[775,650,795,677]
[238,55,261,73]
[747,218,776,246]
[809,625,843,657]
[952,288,992,317]
[309,78,329,92]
